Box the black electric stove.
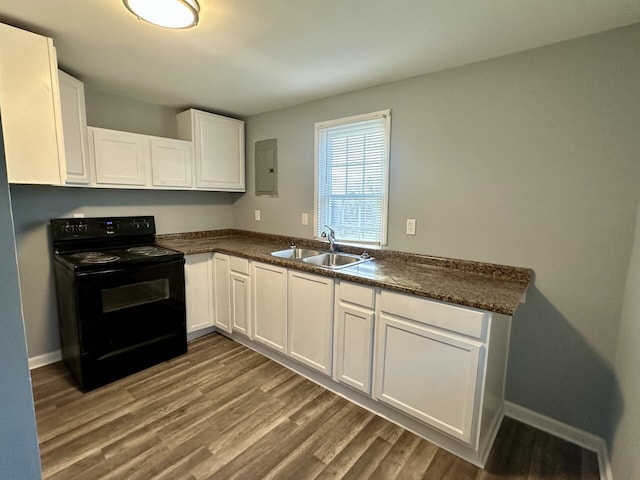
[51,216,187,391]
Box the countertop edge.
[156,230,533,316]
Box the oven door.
[74,259,186,359]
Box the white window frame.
[314,109,391,248]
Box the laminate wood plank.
[370,430,423,479]
[314,416,391,479]
[205,390,363,480]
[477,416,532,480]
[394,439,439,480]
[31,334,602,480]
[312,406,375,463]
[341,436,394,480]
[199,385,340,477]
[423,448,479,480]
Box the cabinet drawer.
[338,281,375,309]
[229,256,249,275]
[379,290,487,340]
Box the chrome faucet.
[321,225,338,252]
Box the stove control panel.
[51,216,156,241]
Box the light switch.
[255,209,261,221]
[406,218,416,235]
[301,213,309,225]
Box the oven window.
[101,278,170,313]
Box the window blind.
[315,110,390,246]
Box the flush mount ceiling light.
[123,0,200,29]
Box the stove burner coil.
[71,252,120,264]
[127,246,173,256]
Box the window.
[314,110,391,247]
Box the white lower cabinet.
[287,270,333,375]
[374,290,488,446]
[251,262,287,353]
[212,258,511,466]
[212,253,232,333]
[374,313,482,444]
[230,257,251,337]
[333,281,375,394]
[184,253,214,334]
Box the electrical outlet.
[254,209,261,221]
[301,213,309,225]
[406,218,416,235]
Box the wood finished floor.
[32,334,600,480]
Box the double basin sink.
[271,247,373,270]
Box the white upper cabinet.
[177,109,245,192]
[88,127,193,189]
[150,137,193,188]
[58,70,90,184]
[0,23,65,185]
[90,128,147,186]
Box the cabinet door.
[288,271,333,375]
[91,128,147,186]
[212,253,231,333]
[184,254,213,333]
[191,110,245,191]
[252,262,287,353]
[0,24,64,184]
[334,302,374,394]
[150,138,193,188]
[58,70,90,184]
[374,313,482,444]
[231,272,251,337]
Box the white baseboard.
[28,350,62,370]
[504,401,612,480]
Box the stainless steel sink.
[303,252,373,270]
[271,248,324,260]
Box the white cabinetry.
[90,128,147,186]
[288,271,334,375]
[177,109,245,191]
[334,281,376,394]
[251,262,287,353]
[374,290,487,445]
[58,70,90,184]
[230,256,251,337]
[184,254,214,335]
[150,137,193,187]
[212,253,232,333]
[0,23,65,185]
[88,127,193,188]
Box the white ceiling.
[1,1,639,117]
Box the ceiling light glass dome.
[123,0,200,29]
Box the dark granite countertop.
[156,230,533,316]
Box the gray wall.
[234,25,640,440]
[84,87,180,137]
[0,120,41,478]
[611,197,640,478]
[12,91,236,358]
